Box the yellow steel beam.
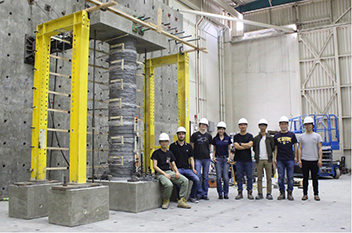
[145,60,155,173]
[69,11,90,183]
[30,27,51,181]
[178,53,190,143]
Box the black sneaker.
[196,196,201,200]
[255,194,263,200]
[224,195,229,199]
[189,198,199,203]
[219,195,223,199]
[202,196,209,200]
[266,194,273,200]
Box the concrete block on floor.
[8,180,60,219]
[97,180,162,213]
[48,183,109,227]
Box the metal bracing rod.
[178,9,295,33]
[171,31,185,35]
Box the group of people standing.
[151,116,323,209]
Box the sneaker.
[302,195,308,201]
[277,191,285,200]
[287,191,294,201]
[224,195,229,199]
[189,198,199,203]
[196,196,201,200]
[247,190,254,200]
[177,197,191,209]
[162,199,170,209]
[219,195,224,199]
[202,196,209,200]
[255,193,263,200]
[266,194,273,200]
[314,195,320,201]
[235,190,243,200]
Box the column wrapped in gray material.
[108,38,137,177]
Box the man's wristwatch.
[239,142,242,146]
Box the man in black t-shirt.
[190,118,212,200]
[151,133,191,209]
[169,127,200,203]
[233,118,254,200]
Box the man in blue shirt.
[273,116,298,201]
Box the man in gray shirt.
[298,117,323,201]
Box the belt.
[216,155,228,158]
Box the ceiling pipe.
[178,8,295,33]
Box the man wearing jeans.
[233,118,254,200]
[152,133,191,209]
[273,116,298,201]
[190,118,212,200]
[252,119,275,200]
[170,126,200,203]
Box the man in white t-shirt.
[298,116,323,201]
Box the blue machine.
[289,114,341,179]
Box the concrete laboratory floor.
[0,174,351,232]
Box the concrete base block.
[97,180,162,213]
[48,183,109,227]
[9,180,60,219]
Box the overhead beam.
[85,0,208,53]
[179,8,295,33]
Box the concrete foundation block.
[9,181,60,219]
[97,180,162,213]
[48,183,109,227]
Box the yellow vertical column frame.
[145,59,155,172]
[69,12,90,183]
[177,53,190,143]
[30,11,90,182]
[30,25,51,180]
[145,53,190,172]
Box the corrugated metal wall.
[243,0,351,32]
[240,0,351,163]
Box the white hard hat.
[238,118,248,125]
[258,118,268,125]
[303,116,314,125]
[176,126,187,133]
[217,121,227,129]
[158,133,170,141]
[199,118,209,126]
[279,116,289,123]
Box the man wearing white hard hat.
[151,133,191,209]
[273,116,298,201]
[169,126,200,203]
[233,118,254,200]
[252,119,275,200]
[190,118,213,200]
[298,116,323,201]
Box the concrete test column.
[108,37,137,178]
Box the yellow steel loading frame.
[31,10,191,181]
[145,53,190,172]
[31,10,90,183]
